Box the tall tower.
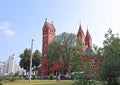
[85,29,92,49]
[38,19,56,76]
[42,19,56,65]
[77,24,85,51]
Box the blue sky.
[0,0,120,63]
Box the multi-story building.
[8,54,15,74]
[0,62,5,75]
[0,54,24,76]
[38,20,98,76]
[3,62,8,75]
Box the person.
[56,72,58,81]
[58,74,60,81]
[56,72,61,82]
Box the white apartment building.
[0,54,24,76]
[0,62,4,75]
[8,54,15,74]
[3,62,8,74]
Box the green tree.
[19,49,41,73]
[99,28,120,85]
[73,40,98,85]
[19,48,31,72]
[32,49,42,71]
[45,41,60,66]
[45,32,83,73]
[69,37,83,72]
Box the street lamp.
[29,39,34,82]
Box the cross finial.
[79,21,81,26]
[45,18,47,22]
[51,21,53,24]
[86,26,88,30]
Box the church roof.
[43,20,56,31]
[85,29,92,40]
[77,25,85,38]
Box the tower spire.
[79,21,81,26]
[45,18,47,22]
[85,28,92,49]
[86,26,88,30]
[77,22,84,37]
[51,21,53,24]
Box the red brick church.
[38,19,98,76]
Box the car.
[43,76,49,79]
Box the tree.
[19,49,41,73]
[73,40,98,85]
[45,32,83,73]
[45,41,60,66]
[19,48,31,72]
[99,28,120,85]
[32,49,42,70]
[69,37,83,72]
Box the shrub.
[70,74,76,80]
[49,74,54,80]
[9,78,15,82]
[0,76,3,81]
[73,72,96,85]
[18,75,24,80]
[0,82,2,85]
[32,74,38,80]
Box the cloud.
[0,21,15,36]
[0,21,11,29]
[3,29,15,36]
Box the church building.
[38,19,98,76]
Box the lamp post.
[29,39,34,82]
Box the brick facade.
[38,20,98,76]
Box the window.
[90,59,94,64]
[43,34,48,37]
[90,65,95,69]
[44,43,47,46]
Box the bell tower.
[42,19,56,65]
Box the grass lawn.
[3,80,74,85]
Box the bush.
[0,82,2,85]
[70,74,76,80]
[73,72,96,85]
[32,74,38,80]
[0,76,3,81]
[18,75,24,80]
[9,78,15,82]
[49,74,54,80]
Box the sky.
[0,0,120,63]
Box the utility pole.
[29,39,34,83]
